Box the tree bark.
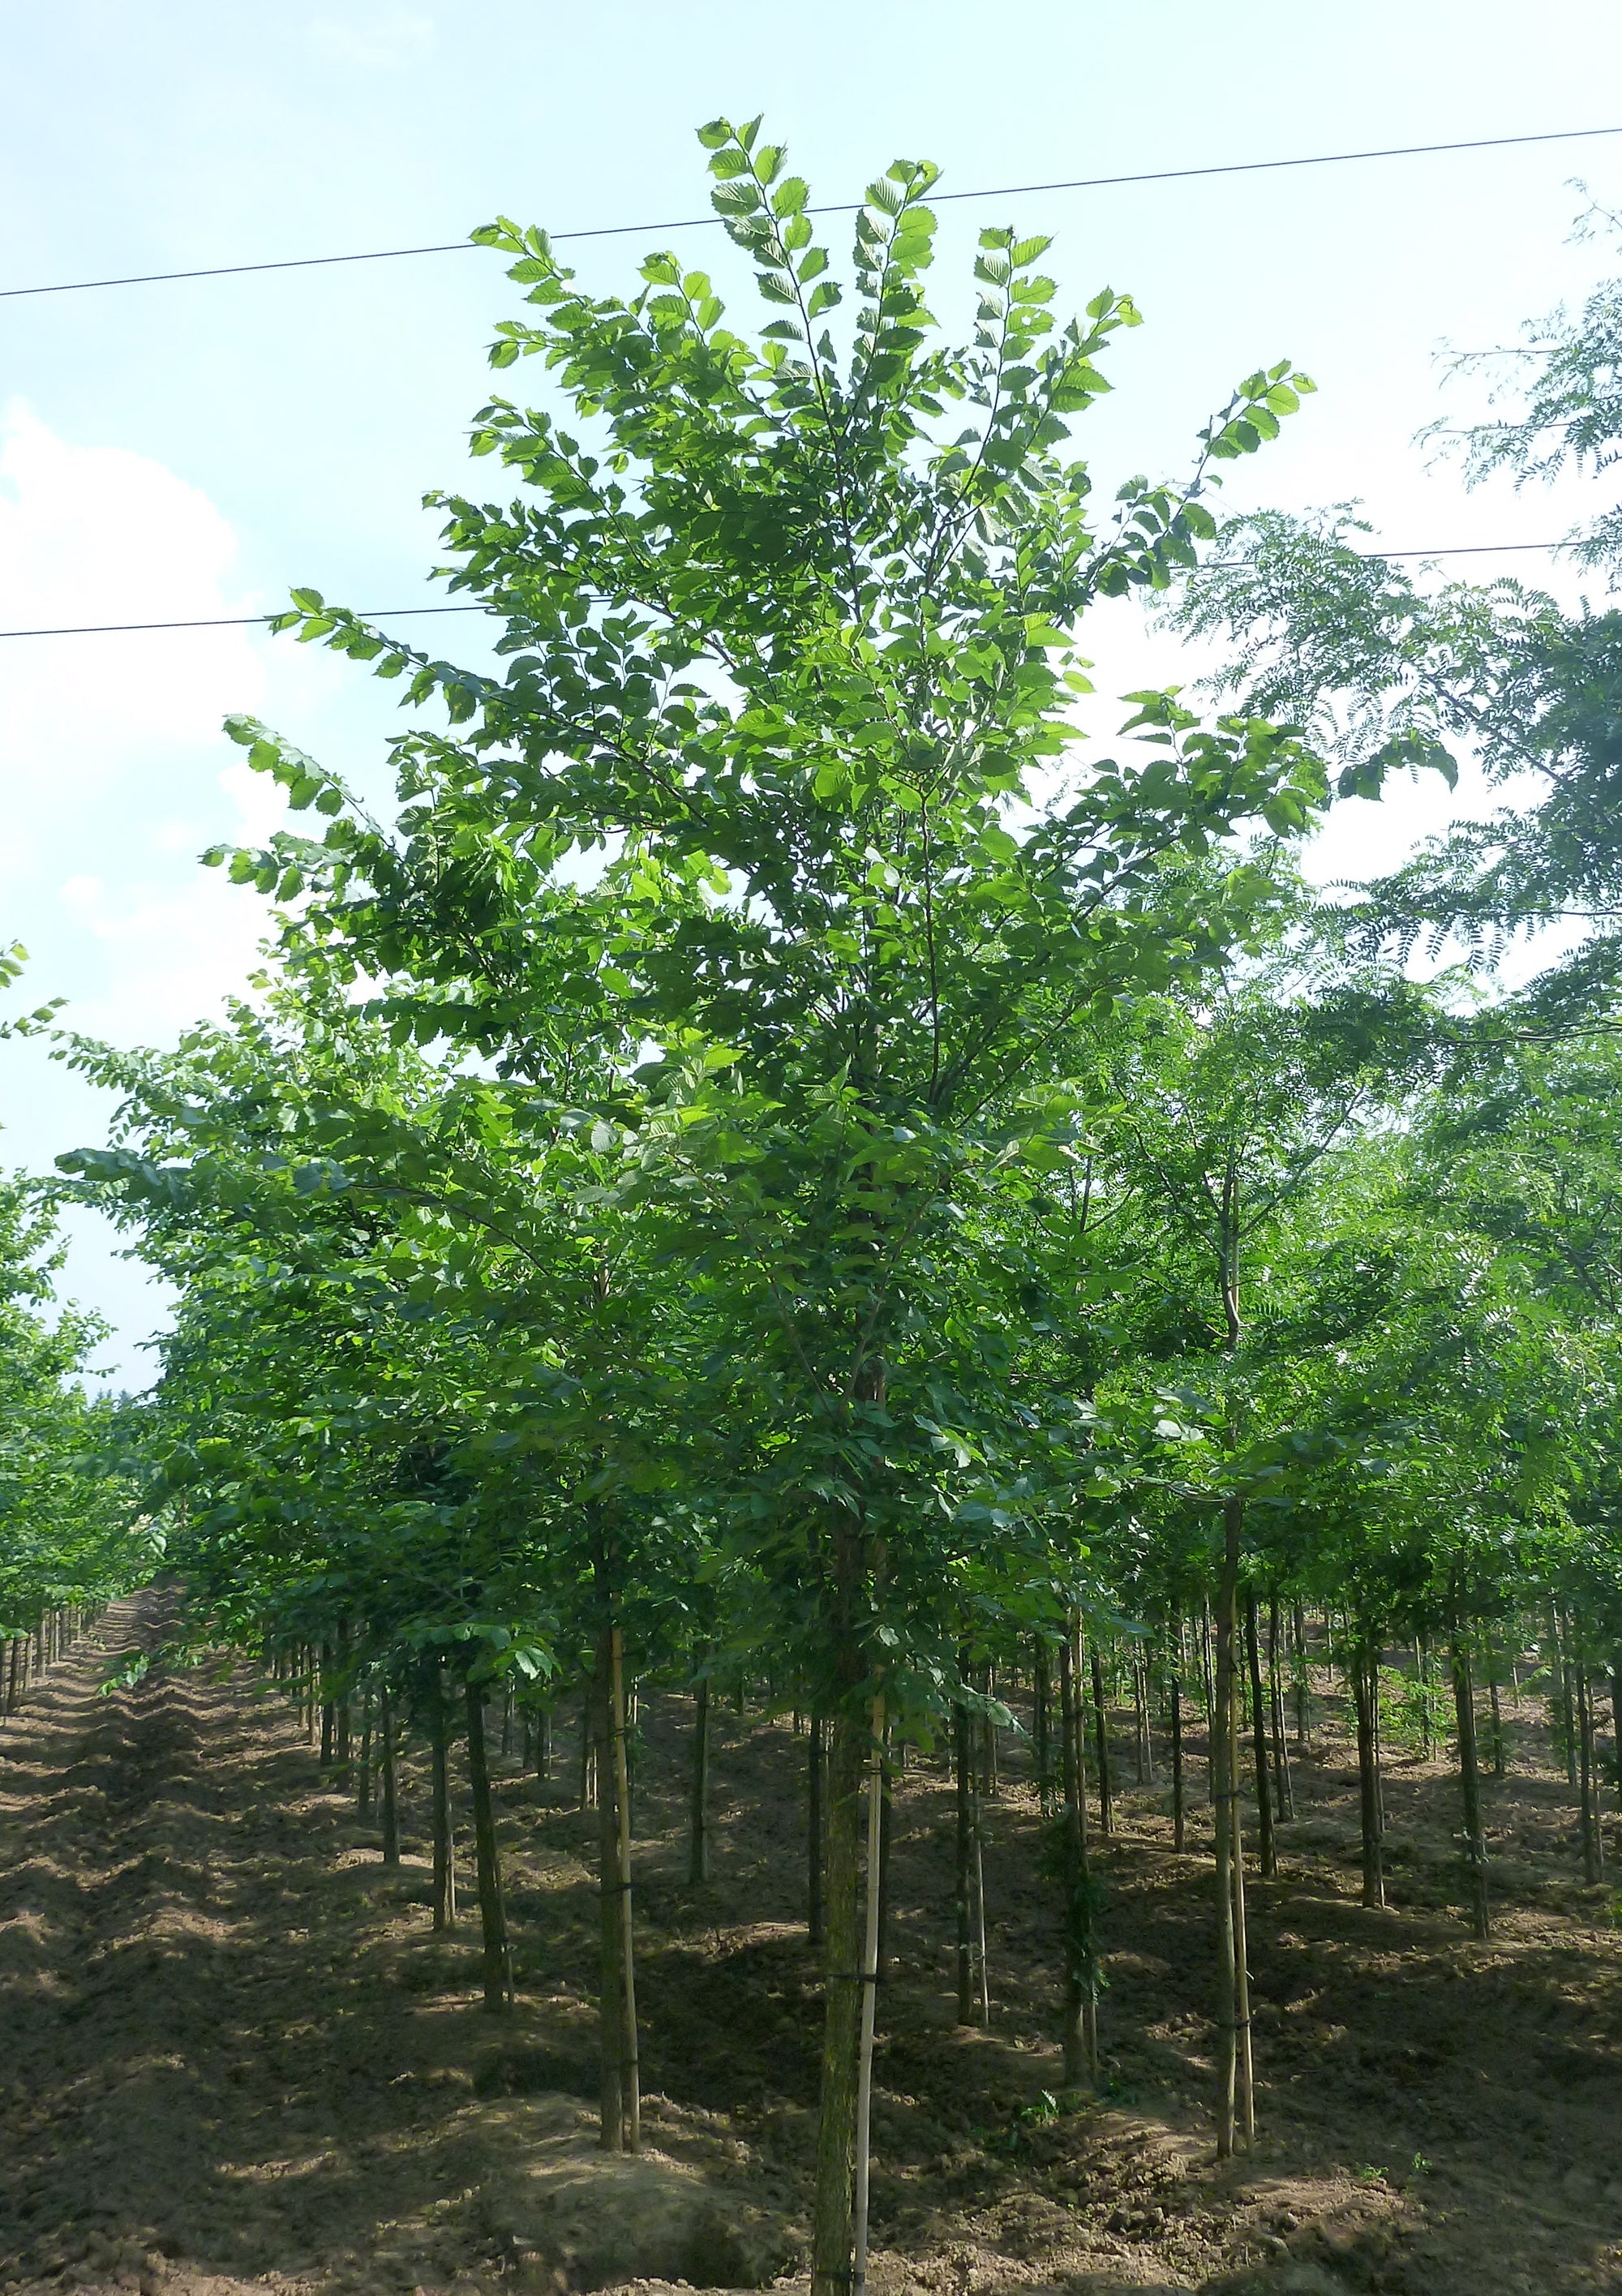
[431,1675,457,1931]
[1212,1521,1241,2157]
[1267,1598,1294,1819]
[1033,1638,1053,1814]
[1291,1601,1311,1747]
[380,1689,400,1868]
[1089,1643,1114,1839]
[810,1692,867,2296]
[1170,1659,1186,1852]
[357,1687,373,1817]
[1245,1593,1277,1878]
[1450,1637,1490,1938]
[1353,1642,1385,1910]
[607,1622,641,2147]
[592,1616,640,2152]
[1058,1623,1098,2086]
[689,1663,711,1886]
[850,1695,885,2296]
[1577,1654,1603,1885]
[464,1679,513,2013]
[809,1713,826,1948]
[592,1642,625,2149]
[953,1666,973,2025]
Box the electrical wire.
[4,124,1619,301]
[0,541,1577,640]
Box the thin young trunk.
[1033,1638,1053,1815]
[380,1689,400,1868]
[809,1714,826,1948]
[972,1763,989,2025]
[1057,1624,1098,2086]
[1450,1637,1490,1938]
[810,1694,867,2296]
[876,1719,895,1986]
[850,1695,885,2296]
[579,1688,597,1810]
[1291,1601,1310,1747]
[1354,1642,1385,1910]
[953,1667,973,2026]
[1245,1593,1277,1879]
[1555,1608,1579,1789]
[1577,1656,1603,1885]
[980,1664,999,1797]
[1611,1651,1622,1795]
[1212,1513,1242,2157]
[431,1684,457,1931]
[357,1687,373,1818]
[1267,1599,1294,1820]
[1170,1659,1186,1853]
[689,1664,711,1886]
[1229,1594,1255,2149]
[592,1640,626,2150]
[607,1622,641,2149]
[1489,1663,1505,1779]
[464,1679,513,2014]
[1089,1643,1114,1839]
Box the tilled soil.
[2,1590,1621,2296]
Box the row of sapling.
[46,120,1622,2296]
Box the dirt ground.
[2,1590,1621,2296]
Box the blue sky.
[4,1,1621,1381]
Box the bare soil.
[2,1591,1621,2296]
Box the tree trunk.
[431,1677,457,1931]
[1089,1644,1114,1839]
[607,1623,641,2147]
[579,1688,597,1810]
[464,1679,513,2013]
[809,1693,867,2296]
[357,1688,373,1818]
[1555,1608,1579,1788]
[1245,1594,1277,1878]
[1033,1638,1053,1815]
[876,1719,895,1986]
[954,1667,973,2026]
[1212,1513,1242,2157]
[1489,1663,1506,1779]
[980,1664,999,1797]
[809,1714,826,1947]
[1058,1624,1098,2086]
[592,1644,625,2149]
[1353,1642,1385,1910]
[1292,1600,1310,1746]
[380,1689,400,1868]
[1450,1637,1490,1938]
[1170,1661,1186,1852]
[1135,1650,1153,1783]
[689,1664,711,1886]
[1577,1656,1603,1885]
[592,1618,640,2152]
[1267,1599,1294,1819]
[972,1761,989,2025]
[850,1696,885,2296]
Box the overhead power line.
[4,124,1620,302]
[0,542,1577,640]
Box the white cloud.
[0,402,297,1023]
[307,11,436,70]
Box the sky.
[3,0,1621,1384]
